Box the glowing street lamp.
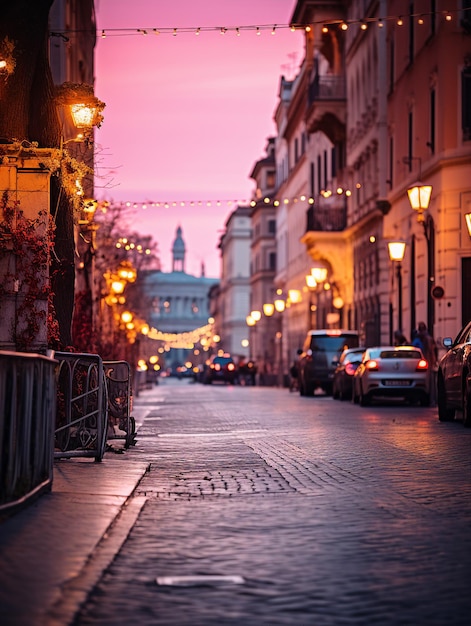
[388,241,406,339]
[407,182,432,223]
[250,310,262,322]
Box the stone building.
[142,226,218,372]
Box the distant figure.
[411,329,424,351]
[417,322,437,366]
[417,321,438,405]
[394,330,409,346]
[289,360,299,392]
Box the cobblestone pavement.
[75,380,471,626]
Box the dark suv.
[204,354,236,384]
[298,330,360,396]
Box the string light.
[62,9,465,40]
[108,187,364,211]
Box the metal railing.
[306,203,347,233]
[54,352,108,462]
[104,360,136,448]
[308,75,346,105]
[0,351,56,514]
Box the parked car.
[298,330,360,396]
[332,347,365,401]
[352,346,430,406]
[204,354,236,384]
[437,320,471,425]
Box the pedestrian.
[289,360,299,392]
[393,330,409,346]
[417,321,438,404]
[411,328,424,351]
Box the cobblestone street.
[74,378,471,625]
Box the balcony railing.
[0,351,56,514]
[308,75,346,106]
[306,202,347,233]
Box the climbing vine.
[0,192,59,351]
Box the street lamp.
[388,241,406,342]
[407,181,433,223]
[407,180,434,333]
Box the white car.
[353,346,430,406]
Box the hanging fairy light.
[60,8,462,40]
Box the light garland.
[102,185,363,211]
[48,9,466,40]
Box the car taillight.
[345,363,356,376]
[416,359,428,370]
[228,363,235,371]
[366,360,379,371]
[215,364,221,371]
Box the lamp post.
[407,180,434,333]
[388,241,406,342]
[308,266,328,328]
[273,296,286,387]
[305,274,317,329]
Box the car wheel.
[359,384,370,406]
[437,374,454,422]
[305,380,315,397]
[332,383,338,399]
[352,382,359,404]
[462,377,471,427]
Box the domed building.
[142,226,219,373]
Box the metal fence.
[54,352,108,462]
[104,360,136,448]
[0,351,56,514]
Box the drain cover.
[156,575,245,586]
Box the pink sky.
[94,0,303,277]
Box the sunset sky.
[94,0,303,276]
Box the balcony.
[305,197,347,233]
[306,75,346,141]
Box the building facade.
[263,0,471,375]
[217,206,252,359]
[142,227,218,372]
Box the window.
[310,162,315,196]
[389,37,395,93]
[462,66,471,141]
[429,88,436,153]
[266,170,275,188]
[388,136,394,187]
[331,146,337,178]
[407,110,413,170]
[269,252,276,271]
[317,155,322,192]
[323,150,328,189]
[268,219,276,234]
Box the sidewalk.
[0,397,153,626]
